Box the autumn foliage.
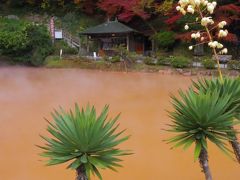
[164,1,240,43]
[98,0,150,22]
[1,0,239,43]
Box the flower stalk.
[176,0,229,82]
[198,7,223,81]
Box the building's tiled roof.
[80,20,137,35]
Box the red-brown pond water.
[0,67,239,180]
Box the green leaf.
[38,104,131,179]
[183,137,195,151]
[166,77,240,161]
[80,154,88,164]
[92,165,103,180]
[194,141,202,161]
[67,158,82,169]
[88,156,108,168]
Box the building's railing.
[62,30,80,48]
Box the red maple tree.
[98,0,150,22]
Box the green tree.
[0,18,53,66]
[151,31,176,50]
[25,24,53,66]
[0,18,30,55]
[38,104,131,180]
[192,77,240,163]
[167,88,238,180]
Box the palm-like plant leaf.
[192,77,240,118]
[39,104,131,179]
[167,88,238,160]
[192,77,240,162]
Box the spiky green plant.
[192,77,240,115]
[192,77,240,163]
[38,104,131,180]
[167,88,238,180]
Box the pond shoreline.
[1,57,240,77]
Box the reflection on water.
[0,67,239,180]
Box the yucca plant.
[167,89,238,180]
[193,77,240,163]
[38,104,131,180]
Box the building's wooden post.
[87,36,90,54]
[78,35,82,56]
[98,40,101,55]
[143,37,145,55]
[151,39,155,53]
[127,34,130,51]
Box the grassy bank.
[44,55,166,72]
[44,55,240,76]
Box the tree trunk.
[76,165,88,180]
[199,148,213,180]
[230,135,240,163]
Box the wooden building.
[79,19,152,56]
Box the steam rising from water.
[0,67,238,180]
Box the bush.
[228,60,240,70]
[32,47,53,66]
[144,57,155,65]
[127,52,139,62]
[170,56,191,68]
[45,55,60,62]
[0,18,29,55]
[63,47,78,55]
[157,57,170,66]
[151,31,176,49]
[102,55,109,62]
[110,56,121,63]
[54,40,78,55]
[27,24,54,66]
[202,58,216,69]
[0,18,53,66]
[113,44,128,59]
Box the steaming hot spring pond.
[0,67,239,180]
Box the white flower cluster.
[184,24,189,30]
[220,48,228,54]
[176,0,217,15]
[189,40,228,54]
[218,21,227,28]
[177,0,228,54]
[201,17,214,26]
[208,41,223,49]
[218,29,228,38]
[191,32,201,39]
[207,41,227,54]
[207,1,217,14]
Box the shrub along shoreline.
[42,55,240,77]
[1,53,240,77]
